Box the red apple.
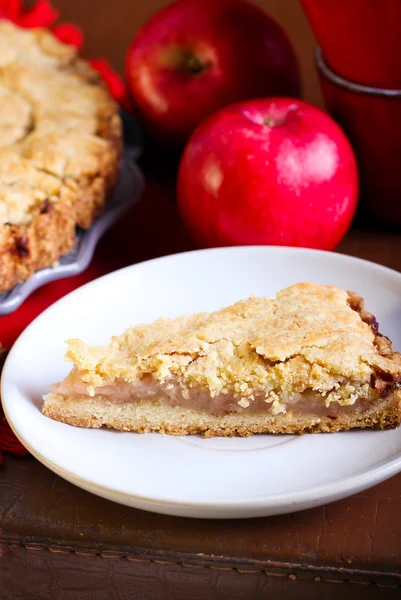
[126,0,300,146]
[177,98,358,250]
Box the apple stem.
[185,54,205,75]
[264,117,276,126]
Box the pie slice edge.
[42,283,401,437]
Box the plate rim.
[3,245,401,515]
[4,409,401,512]
[3,242,400,314]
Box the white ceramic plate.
[2,247,401,519]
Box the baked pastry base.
[42,393,401,437]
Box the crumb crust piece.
[0,21,122,292]
[42,283,401,436]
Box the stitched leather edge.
[0,540,400,588]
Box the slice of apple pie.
[42,283,401,437]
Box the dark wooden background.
[49,0,323,108]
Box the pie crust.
[42,283,401,437]
[0,21,122,292]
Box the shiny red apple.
[126,0,300,146]
[177,98,358,250]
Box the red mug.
[300,0,401,89]
[316,47,401,224]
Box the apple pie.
[0,20,122,292]
[43,283,401,437]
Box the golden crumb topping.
[64,283,401,407]
[0,20,118,225]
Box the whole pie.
[43,283,401,437]
[0,20,122,292]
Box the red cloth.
[0,0,132,462]
[52,22,84,49]
[0,0,58,26]
[0,349,27,462]
[89,58,133,110]
[0,418,27,464]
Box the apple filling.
[51,368,375,419]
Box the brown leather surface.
[1,454,401,599]
[2,543,398,600]
[1,450,400,571]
